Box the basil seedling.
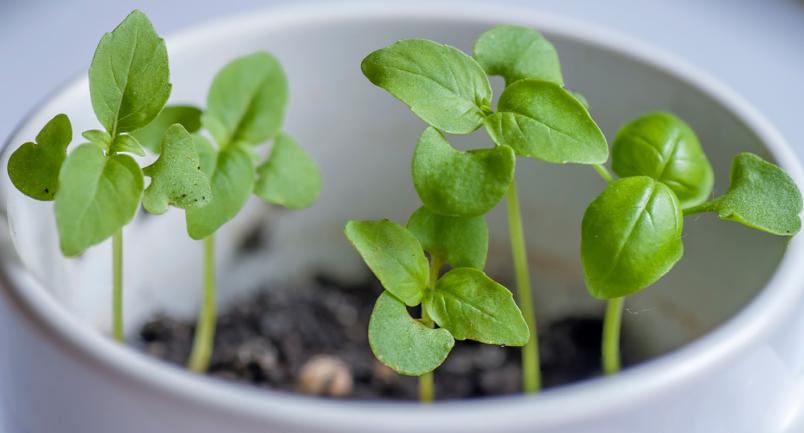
[6,11,212,342]
[345,211,528,402]
[360,25,607,393]
[583,112,802,374]
[135,52,322,373]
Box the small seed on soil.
[296,355,354,397]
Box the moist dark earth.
[138,271,626,400]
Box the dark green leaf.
[185,145,255,239]
[8,114,71,201]
[88,10,171,134]
[202,52,288,147]
[412,127,515,217]
[254,133,321,209]
[361,39,493,134]
[424,268,528,346]
[368,292,454,376]
[581,176,684,299]
[54,143,144,256]
[485,79,608,164]
[131,105,202,153]
[612,112,713,208]
[343,220,429,306]
[142,124,212,215]
[473,25,563,86]
[701,153,802,235]
[407,206,488,269]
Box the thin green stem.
[602,297,625,375]
[112,229,124,342]
[419,256,442,403]
[593,164,614,183]
[188,234,217,373]
[505,180,541,393]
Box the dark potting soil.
[139,271,621,400]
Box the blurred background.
[1,0,804,161]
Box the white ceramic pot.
[1,2,803,433]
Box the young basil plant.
[134,52,322,373]
[360,25,607,394]
[344,211,528,400]
[4,11,212,342]
[582,111,802,374]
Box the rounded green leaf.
[406,206,488,269]
[185,145,255,240]
[369,292,454,376]
[55,144,144,256]
[581,176,684,299]
[254,133,321,209]
[82,129,112,151]
[202,52,288,147]
[131,105,202,153]
[485,79,608,164]
[8,114,71,201]
[89,10,171,134]
[424,268,529,346]
[343,220,428,306]
[361,39,493,134]
[142,124,212,215]
[110,135,145,157]
[612,112,713,208]
[705,153,802,235]
[412,127,515,217]
[473,25,563,86]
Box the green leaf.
[343,220,429,306]
[581,176,684,299]
[88,10,171,134]
[361,39,493,134]
[110,134,145,156]
[185,145,255,239]
[473,25,563,86]
[82,129,112,151]
[412,127,515,217]
[131,105,202,153]
[142,124,212,215]
[611,112,713,208]
[254,133,321,209]
[702,153,802,235]
[55,143,144,256]
[368,292,454,376]
[424,268,529,346]
[8,114,72,201]
[192,134,217,175]
[485,79,608,164]
[202,52,288,147]
[407,206,488,269]
[570,91,590,110]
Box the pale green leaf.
[142,124,212,215]
[407,206,488,269]
[82,129,112,151]
[581,176,684,299]
[343,220,429,306]
[424,268,528,346]
[131,105,202,153]
[202,52,288,147]
[473,25,563,86]
[369,291,454,376]
[185,145,255,239]
[412,127,515,217]
[254,133,321,209]
[485,79,608,164]
[110,134,145,156]
[8,114,72,201]
[361,39,493,134]
[55,143,144,256]
[88,10,171,134]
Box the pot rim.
[2,1,803,430]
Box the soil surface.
[139,273,617,400]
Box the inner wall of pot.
[1,14,786,364]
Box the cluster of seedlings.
[6,13,802,401]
